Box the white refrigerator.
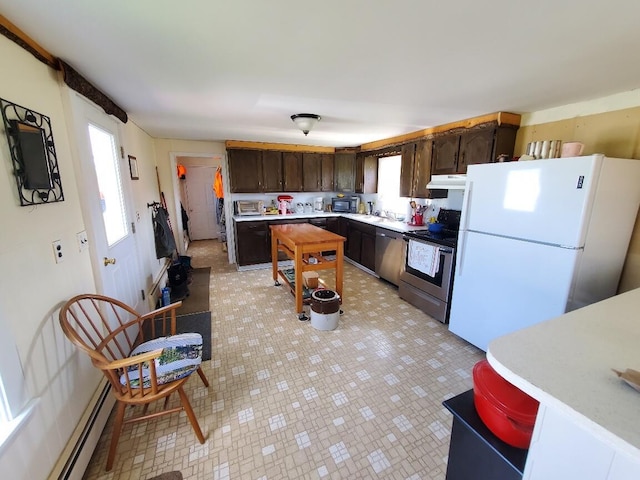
[448,154,640,351]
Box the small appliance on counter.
[314,197,324,212]
[331,195,360,213]
[277,195,293,214]
[366,201,374,215]
[235,200,264,216]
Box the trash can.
[310,289,340,331]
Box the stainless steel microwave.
[332,196,359,213]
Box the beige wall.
[514,106,640,292]
[0,37,97,479]
[0,35,166,478]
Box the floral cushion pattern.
[119,333,203,388]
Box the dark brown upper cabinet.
[303,153,335,192]
[228,149,262,193]
[400,140,433,198]
[228,149,283,193]
[282,151,303,191]
[302,153,321,191]
[261,150,283,192]
[432,135,462,175]
[355,154,378,194]
[432,124,517,175]
[320,153,334,192]
[334,152,356,192]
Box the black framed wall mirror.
[1,97,64,206]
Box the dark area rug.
[147,472,182,480]
[145,310,211,361]
[146,267,212,361]
[176,267,210,315]
[175,310,212,361]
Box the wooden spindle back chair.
[59,294,209,471]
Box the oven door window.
[405,240,446,287]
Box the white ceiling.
[2,1,640,147]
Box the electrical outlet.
[52,240,63,263]
[76,230,89,252]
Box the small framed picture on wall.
[128,155,139,180]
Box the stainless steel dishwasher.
[375,227,406,286]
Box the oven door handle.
[403,236,453,255]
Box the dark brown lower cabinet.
[326,217,339,234]
[235,221,270,265]
[235,216,367,267]
[345,219,376,272]
[346,226,361,263]
[236,218,313,266]
[360,231,376,272]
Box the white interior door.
[184,166,218,240]
[71,95,143,311]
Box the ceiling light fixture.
[291,113,321,136]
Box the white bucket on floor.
[310,290,340,331]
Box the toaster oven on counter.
[235,200,264,216]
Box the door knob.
[103,257,117,266]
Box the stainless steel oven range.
[399,209,461,323]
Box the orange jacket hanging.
[214,166,224,198]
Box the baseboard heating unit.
[49,379,114,480]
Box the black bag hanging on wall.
[153,206,176,259]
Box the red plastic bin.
[472,359,539,449]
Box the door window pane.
[89,124,127,246]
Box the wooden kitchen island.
[270,223,346,316]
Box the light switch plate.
[76,230,88,252]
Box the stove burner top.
[404,208,461,248]
[404,229,458,248]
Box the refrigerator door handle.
[460,180,473,232]
[456,230,466,276]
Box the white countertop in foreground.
[233,212,431,234]
[487,288,640,458]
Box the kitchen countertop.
[233,212,431,234]
[487,287,640,458]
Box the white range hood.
[427,174,467,190]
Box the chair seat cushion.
[120,333,203,388]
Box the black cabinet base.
[443,390,527,480]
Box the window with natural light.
[377,155,406,216]
[0,316,36,453]
[89,123,128,246]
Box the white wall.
[0,35,165,479]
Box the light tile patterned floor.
[83,240,483,480]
